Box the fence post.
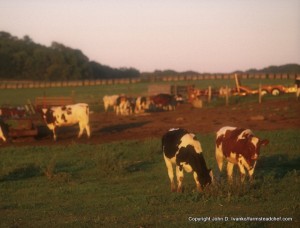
[225,85,229,106]
[208,86,212,103]
[258,84,262,104]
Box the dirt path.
[2,98,299,147]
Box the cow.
[150,94,177,111]
[162,128,213,192]
[215,126,269,182]
[42,103,90,141]
[135,96,149,114]
[103,95,119,112]
[115,96,133,116]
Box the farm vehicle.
[232,74,297,96]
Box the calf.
[42,103,90,141]
[162,128,213,192]
[215,126,269,182]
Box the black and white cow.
[115,96,130,116]
[135,96,149,114]
[42,103,90,141]
[162,128,213,192]
[215,126,269,182]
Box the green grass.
[0,78,295,108]
[0,129,299,227]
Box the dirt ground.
[1,98,300,147]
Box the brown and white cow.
[42,103,90,141]
[215,126,269,182]
[162,128,213,192]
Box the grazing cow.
[115,96,132,116]
[215,126,269,182]
[135,96,148,113]
[103,95,119,112]
[162,128,213,192]
[42,103,90,141]
[151,94,177,111]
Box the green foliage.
[0,31,140,81]
[0,130,299,227]
[245,64,300,74]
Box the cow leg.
[248,161,256,182]
[78,123,85,138]
[164,156,176,192]
[215,146,224,181]
[85,124,91,138]
[52,129,57,141]
[226,162,234,183]
[193,172,202,192]
[176,166,184,193]
[237,163,246,182]
[215,147,224,172]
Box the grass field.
[0,129,299,227]
[0,78,296,108]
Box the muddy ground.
[2,98,300,147]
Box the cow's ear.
[260,139,269,146]
[42,108,47,114]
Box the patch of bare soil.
[2,99,300,147]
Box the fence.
[0,73,298,89]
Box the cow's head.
[41,108,56,125]
[247,136,269,161]
[200,169,214,189]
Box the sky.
[1,0,300,73]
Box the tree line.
[1,31,299,81]
[0,31,140,81]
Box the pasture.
[0,129,299,227]
[0,78,299,227]
[0,78,296,108]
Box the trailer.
[5,118,38,139]
[0,106,38,140]
[233,74,297,96]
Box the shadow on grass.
[0,164,41,182]
[99,121,151,133]
[256,154,300,179]
[125,160,154,173]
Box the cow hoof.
[177,186,184,193]
[171,183,176,192]
[196,186,203,192]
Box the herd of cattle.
[0,94,269,192]
[103,93,179,115]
